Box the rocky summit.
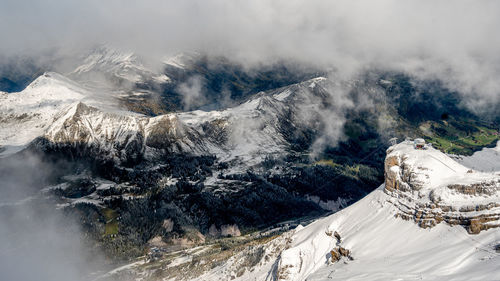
[385,140,500,233]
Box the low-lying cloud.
[176,75,207,111]
[0,203,99,281]
[0,152,105,281]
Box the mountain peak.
[70,46,170,85]
[72,45,138,74]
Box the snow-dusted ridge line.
[162,51,200,70]
[70,45,171,84]
[0,72,133,157]
[1,71,331,169]
[0,73,88,155]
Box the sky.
[1,0,499,111]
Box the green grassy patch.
[422,121,499,155]
[314,159,341,168]
[103,208,119,236]
[313,159,380,183]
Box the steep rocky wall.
[384,142,500,234]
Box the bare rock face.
[43,102,215,165]
[384,141,500,234]
[330,246,352,263]
[220,224,241,237]
[447,181,499,196]
[384,154,400,192]
[208,224,241,238]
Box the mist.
[0,152,105,281]
[0,203,100,281]
[176,75,207,111]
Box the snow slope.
[292,186,500,281]
[272,142,500,281]
[195,141,500,281]
[453,141,500,172]
[0,72,130,157]
[196,188,499,281]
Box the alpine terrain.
[1,2,500,281]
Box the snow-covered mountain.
[0,72,141,156]
[181,141,500,281]
[0,71,331,170]
[0,73,100,156]
[70,46,170,86]
[384,141,500,233]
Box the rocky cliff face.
[43,102,209,165]
[384,141,500,233]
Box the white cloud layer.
[1,0,499,109]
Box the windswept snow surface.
[277,186,500,281]
[453,141,500,172]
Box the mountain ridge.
[1,59,499,281]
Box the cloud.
[0,204,99,281]
[0,152,104,281]
[0,0,499,109]
[176,75,207,111]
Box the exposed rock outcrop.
[330,246,352,263]
[385,141,500,234]
[208,224,241,238]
